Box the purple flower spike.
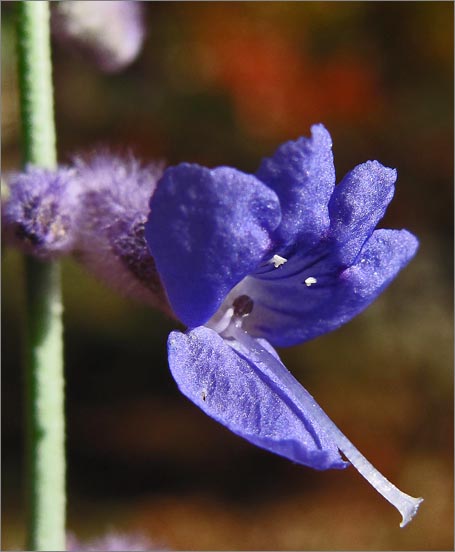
[3,153,171,315]
[146,124,423,526]
[52,1,145,73]
[2,166,79,258]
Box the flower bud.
[2,166,79,258]
[52,1,146,73]
[3,153,173,316]
[71,153,172,314]
[67,531,159,551]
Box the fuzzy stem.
[16,2,66,550]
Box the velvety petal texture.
[256,124,335,251]
[328,160,397,266]
[146,164,282,328]
[168,326,347,470]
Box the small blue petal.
[341,228,419,299]
[239,229,418,346]
[256,124,335,251]
[328,160,396,266]
[145,164,281,328]
[168,326,347,470]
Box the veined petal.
[328,160,396,266]
[145,164,281,328]
[168,326,347,470]
[256,124,335,250]
[238,229,418,347]
[226,325,423,528]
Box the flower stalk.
[16,2,66,550]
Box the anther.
[232,295,254,317]
[270,254,287,268]
[304,276,317,287]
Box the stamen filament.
[206,307,234,334]
[227,322,423,527]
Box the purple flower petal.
[341,228,419,299]
[146,164,282,328]
[256,124,335,250]
[328,160,396,265]
[236,229,418,346]
[168,326,347,470]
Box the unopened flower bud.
[67,531,161,551]
[3,153,172,316]
[52,1,146,73]
[2,166,79,258]
[71,153,171,314]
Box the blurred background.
[2,2,453,550]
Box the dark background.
[2,2,453,550]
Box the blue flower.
[145,124,423,526]
[2,125,423,525]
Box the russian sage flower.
[52,1,145,73]
[145,124,423,526]
[2,124,423,526]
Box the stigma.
[206,294,255,335]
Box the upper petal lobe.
[145,164,281,328]
[328,160,396,265]
[256,124,336,251]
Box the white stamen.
[206,307,234,334]
[270,254,287,268]
[305,276,317,287]
[225,324,423,527]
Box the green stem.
[16,2,66,550]
[17,1,56,168]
